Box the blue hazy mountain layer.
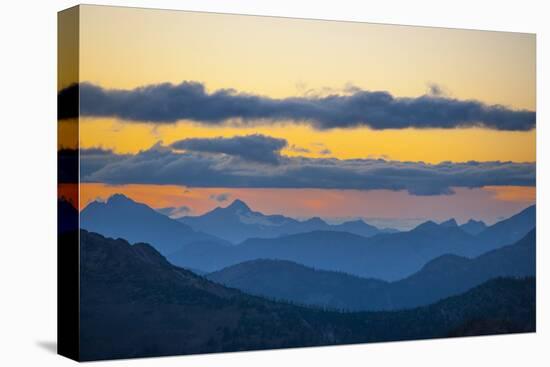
[80,194,230,256]
[169,205,534,280]
[178,199,398,243]
[459,219,487,235]
[207,229,535,311]
[80,194,534,281]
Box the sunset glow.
[65,5,536,225]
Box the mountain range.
[208,229,535,311]
[476,205,537,248]
[79,194,535,281]
[80,194,229,256]
[77,229,535,361]
[459,219,487,235]
[170,205,534,280]
[178,199,398,243]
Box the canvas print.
[58,5,536,362]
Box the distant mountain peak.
[459,219,488,235]
[440,218,458,227]
[304,216,327,225]
[81,193,220,255]
[226,199,251,212]
[465,219,487,227]
[106,193,134,205]
[412,220,440,232]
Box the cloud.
[59,82,536,131]
[310,142,332,156]
[60,147,130,183]
[80,143,535,196]
[427,83,446,97]
[171,134,286,164]
[288,145,311,154]
[367,153,390,160]
[156,205,191,218]
[210,193,231,202]
[79,147,130,178]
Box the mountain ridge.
[207,229,535,311]
[178,198,397,243]
[81,195,535,281]
[80,194,229,256]
[170,205,534,280]
[459,219,487,235]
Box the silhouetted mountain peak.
[106,193,135,205]
[412,220,440,232]
[226,199,251,212]
[303,217,327,225]
[460,219,488,235]
[440,218,458,227]
[178,202,387,243]
[81,194,222,255]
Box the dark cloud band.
[171,134,286,164]
[80,145,535,196]
[59,82,536,131]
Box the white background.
[0,0,547,365]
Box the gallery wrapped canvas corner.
[58,5,536,361]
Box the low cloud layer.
[80,143,535,196]
[210,193,231,203]
[172,134,286,164]
[60,82,536,131]
[156,205,191,218]
[80,147,130,178]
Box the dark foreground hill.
[208,229,535,311]
[77,230,535,361]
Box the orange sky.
[67,6,536,222]
[78,118,536,164]
[77,5,536,164]
[79,183,535,227]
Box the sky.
[61,5,536,227]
